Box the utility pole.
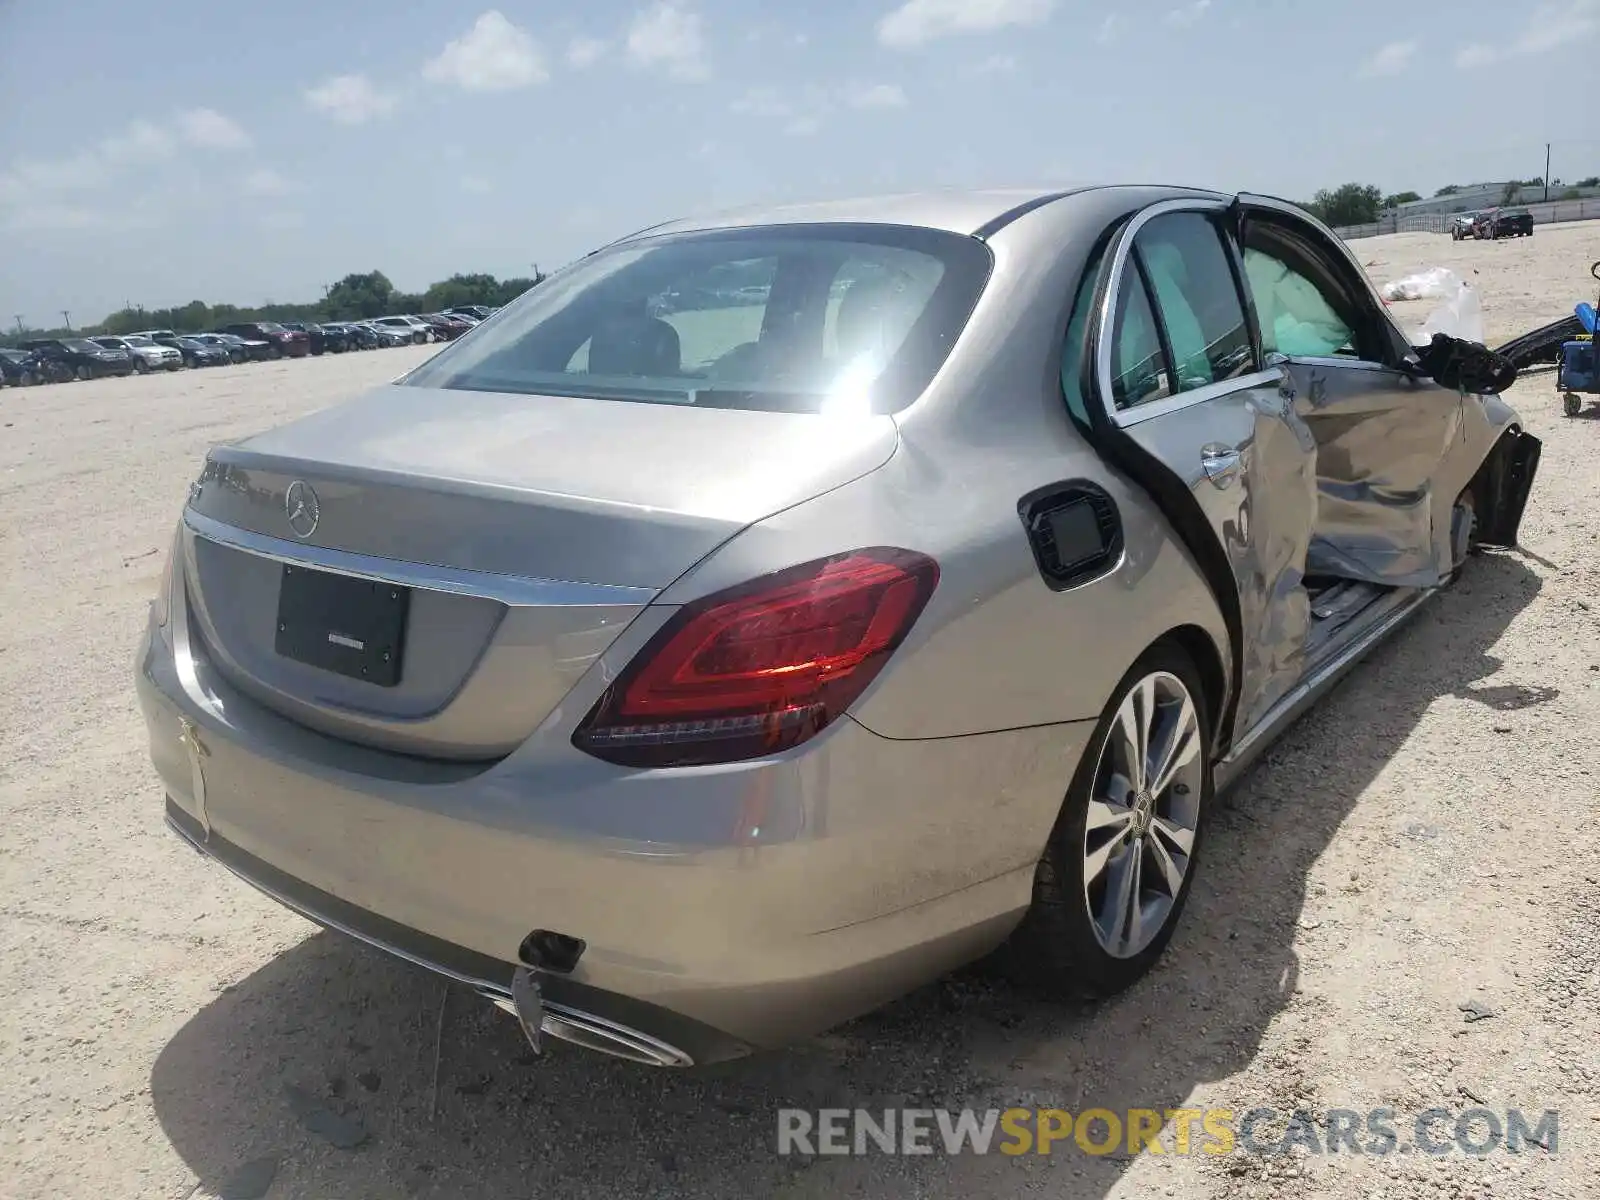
[60,310,71,331]
[1545,143,1551,203]
[13,315,23,336]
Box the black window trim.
[1090,198,1279,430]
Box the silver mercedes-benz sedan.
[137,185,1540,1067]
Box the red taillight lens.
[574,548,939,768]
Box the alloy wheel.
[1082,671,1204,959]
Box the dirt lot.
[3,223,1599,1200]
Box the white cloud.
[733,81,908,135]
[965,52,1017,74]
[878,0,1053,48]
[461,175,492,194]
[1164,0,1212,27]
[1453,43,1498,67]
[1358,39,1417,77]
[242,168,294,197]
[424,11,548,91]
[731,87,792,118]
[626,2,709,80]
[177,108,251,151]
[100,120,175,163]
[849,82,909,108]
[304,74,399,124]
[2,204,116,232]
[1456,0,1597,67]
[566,36,607,67]
[1096,14,1121,43]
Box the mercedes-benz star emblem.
[284,480,320,539]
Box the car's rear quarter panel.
[653,188,1234,742]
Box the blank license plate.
[274,564,409,687]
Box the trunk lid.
[181,384,899,759]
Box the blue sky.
[2,0,1597,324]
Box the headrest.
[588,315,681,377]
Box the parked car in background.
[354,321,412,348]
[281,321,349,355]
[208,332,274,361]
[321,322,377,350]
[22,337,136,380]
[0,347,45,386]
[134,329,183,345]
[372,315,435,344]
[186,334,247,363]
[1450,211,1481,240]
[418,313,473,340]
[138,186,1541,1067]
[172,337,230,368]
[446,304,496,321]
[219,321,310,358]
[93,334,183,373]
[1472,207,1534,240]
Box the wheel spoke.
[1151,815,1195,856]
[1147,693,1200,800]
[1086,797,1134,835]
[1084,823,1130,884]
[1101,839,1143,953]
[1146,829,1187,897]
[1115,684,1153,793]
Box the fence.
[1334,196,1600,240]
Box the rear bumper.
[136,606,1087,1060]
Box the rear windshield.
[401,223,993,415]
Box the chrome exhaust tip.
[478,972,694,1069]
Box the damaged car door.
[1085,202,1319,738]
[1232,195,1475,590]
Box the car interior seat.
[587,314,682,377]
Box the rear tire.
[74,365,91,382]
[134,358,150,374]
[996,641,1213,999]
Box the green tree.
[1434,184,1461,197]
[421,273,501,311]
[1306,182,1383,226]
[1383,190,1422,208]
[324,271,396,319]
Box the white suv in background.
[372,315,436,344]
[92,335,182,373]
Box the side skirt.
[1215,586,1433,793]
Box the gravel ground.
[3,224,1599,1200]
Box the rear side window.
[402,223,992,415]
[1110,272,1173,410]
[1131,211,1254,391]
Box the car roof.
[607,184,1230,244]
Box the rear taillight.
[574,548,939,768]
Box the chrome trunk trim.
[182,508,657,609]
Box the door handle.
[1200,443,1241,488]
